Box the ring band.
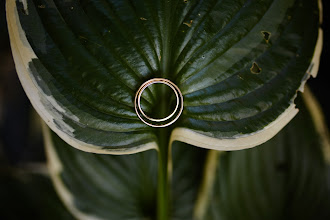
[134,78,183,127]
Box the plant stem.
[156,79,172,220]
[157,127,170,220]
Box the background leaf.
[171,142,207,220]
[44,124,158,220]
[197,90,330,220]
[44,89,330,220]
[44,123,210,220]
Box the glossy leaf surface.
[7,0,322,153]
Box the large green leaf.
[195,90,330,220]
[7,0,322,153]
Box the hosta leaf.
[44,123,209,220]
[43,124,158,220]
[7,0,322,153]
[196,90,330,220]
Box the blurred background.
[0,1,45,166]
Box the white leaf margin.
[7,0,323,153]
[6,0,158,155]
[170,0,323,151]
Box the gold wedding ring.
[134,78,183,127]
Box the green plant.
[5,0,330,219]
